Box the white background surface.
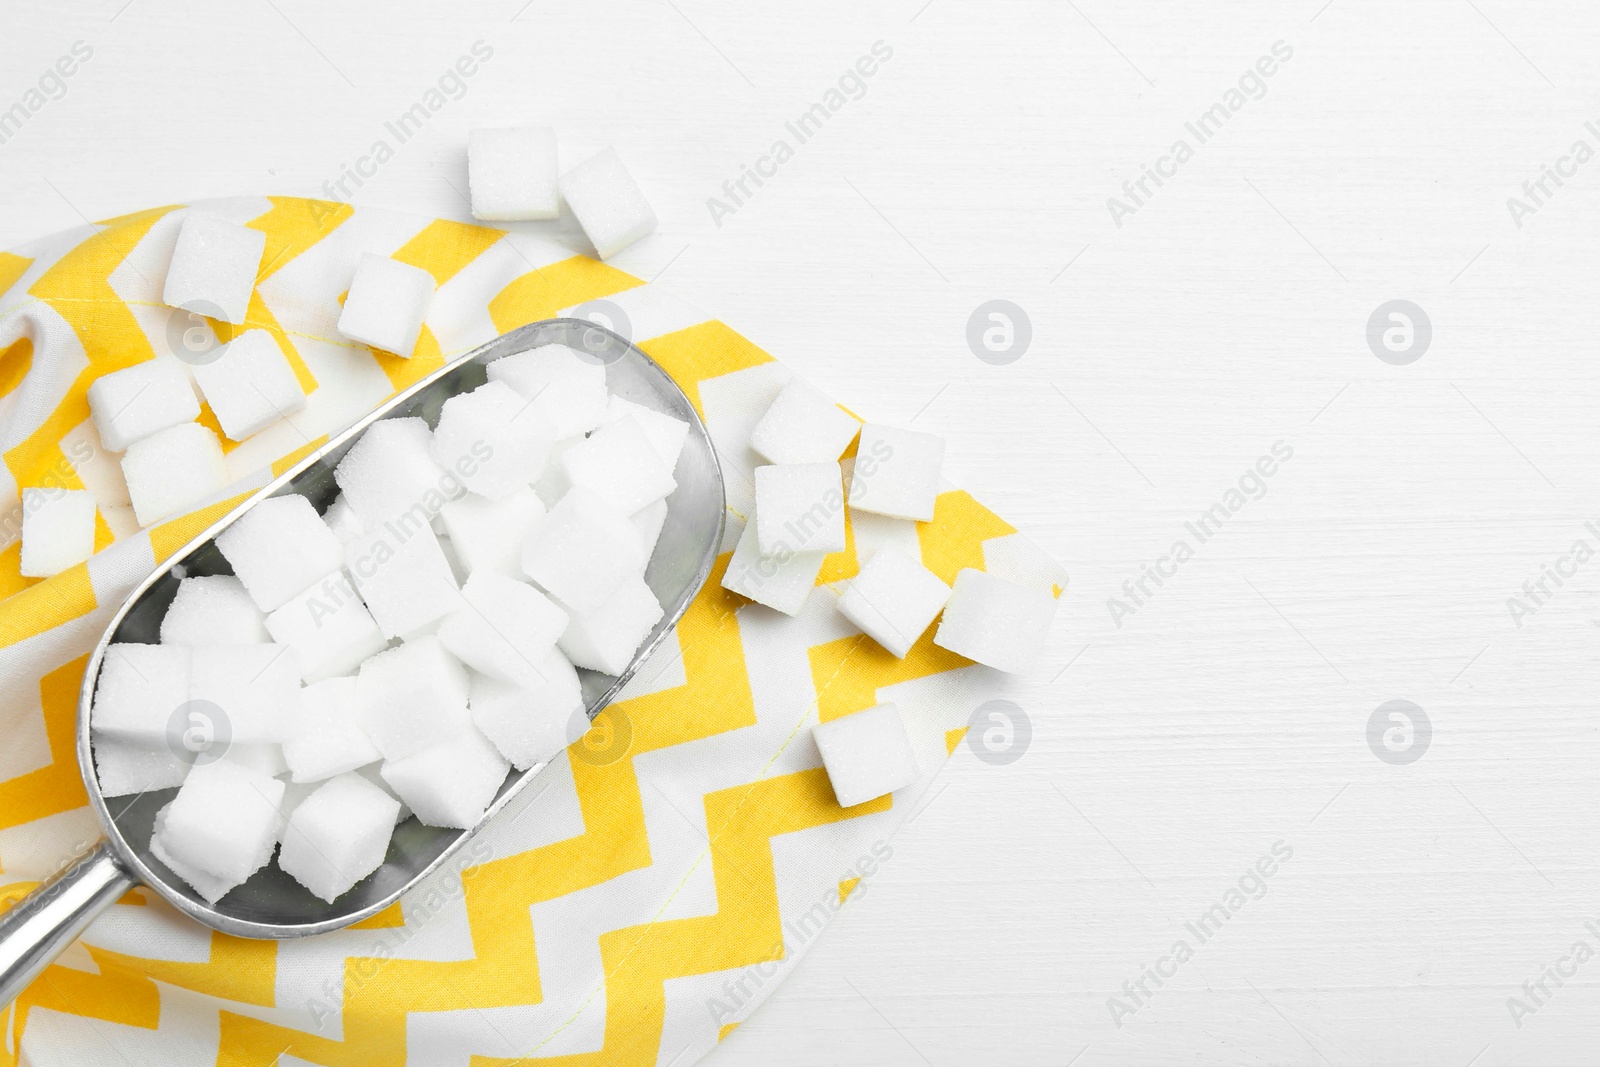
[5,0,1600,1063]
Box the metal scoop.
[0,318,726,1005]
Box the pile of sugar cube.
[91,342,687,904]
[720,377,1059,810]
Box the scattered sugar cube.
[837,548,952,658]
[533,436,582,506]
[754,463,846,556]
[849,424,944,522]
[812,703,918,808]
[438,488,545,578]
[215,494,345,611]
[322,494,365,543]
[632,499,668,559]
[333,417,457,525]
[150,801,243,902]
[750,378,861,465]
[557,573,663,675]
[560,415,676,514]
[468,126,559,221]
[603,395,689,471]
[430,381,554,499]
[345,521,462,639]
[720,513,825,616]
[122,423,230,527]
[19,488,96,577]
[188,644,303,744]
[355,762,411,824]
[558,148,657,259]
[467,652,584,769]
[338,253,436,358]
[220,741,288,778]
[157,759,285,886]
[161,575,268,646]
[281,677,382,782]
[278,772,400,902]
[86,357,200,452]
[437,572,568,687]
[92,643,191,743]
[355,636,472,760]
[265,571,387,682]
[191,329,306,442]
[933,568,1056,675]
[163,213,267,326]
[93,734,189,797]
[485,344,608,439]
[520,487,644,613]
[380,724,509,829]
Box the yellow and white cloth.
[0,199,1065,1066]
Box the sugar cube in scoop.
[156,759,285,886]
[215,494,344,611]
[86,357,200,452]
[560,415,676,514]
[812,702,918,808]
[602,395,689,470]
[468,651,584,770]
[282,677,382,783]
[265,571,387,682]
[437,572,568,686]
[161,576,268,646]
[20,488,96,577]
[278,772,399,902]
[430,381,554,499]
[93,734,189,797]
[355,636,472,760]
[557,574,663,676]
[334,417,457,525]
[439,488,545,578]
[486,344,607,440]
[379,724,509,829]
[933,568,1056,675]
[345,521,462,639]
[521,487,644,613]
[92,643,190,744]
[338,253,436,358]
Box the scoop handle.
[0,842,136,1008]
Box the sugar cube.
[632,499,668,559]
[720,513,825,617]
[437,572,568,686]
[485,344,608,440]
[92,643,191,743]
[557,573,663,675]
[266,571,387,682]
[157,760,285,893]
[837,548,952,658]
[215,494,345,611]
[188,643,303,744]
[278,772,399,902]
[92,733,189,797]
[322,494,365,543]
[533,436,582,506]
[558,148,657,259]
[467,652,584,770]
[220,742,288,778]
[429,381,554,499]
[338,253,436,358]
[333,417,458,525]
[812,703,918,808]
[355,636,472,760]
[379,724,509,829]
[933,568,1056,675]
[122,423,230,527]
[162,212,267,326]
[560,415,676,514]
[281,676,382,782]
[345,520,462,639]
[754,463,846,556]
[161,575,269,646]
[86,357,200,452]
[602,395,689,471]
[520,487,644,613]
[468,127,560,221]
[750,378,861,465]
[150,801,243,902]
[191,329,306,442]
[356,762,411,824]
[849,424,944,522]
[438,488,545,578]
[19,488,96,577]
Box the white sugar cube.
[438,488,545,578]
[188,644,303,744]
[122,423,230,527]
[603,395,689,470]
[520,487,644,613]
[322,494,365,543]
[150,801,244,902]
[812,703,918,808]
[333,417,457,525]
[532,436,582,506]
[557,573,663,676]
[485,344,607,439]
[355,636,472,760]
[560,415,676,514]
[345,521,462,639]
[468,127,560,221]
[933,568,1056,675]
[157,759,285,885]
[720,513,825,616]
[754,463,846,556]
[632,499,668,559]
[92,733,189,797]
[220,742,288,778]
[191,329,306,442]
[265,571,387,682]
[161,576,269,646]
[437,571,568,686]
[558,148,657,259]
[380,724,509,829]
[849,424,944,522]
[92,643,190,743]
[750,378,861,465]
[86,357,200,452]
[278,772,399,902]
[163,213,266,326]
[837,548,951,658]
[355,762,411,824]
[215,494,345,611]
[467,653,584,770]
[282,676,382,782]
[337,253,436,358]
[19,488,96,577]
[430,381,554,499]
